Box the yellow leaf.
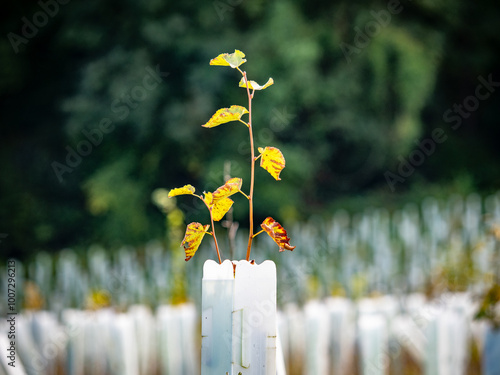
[202,105,249,128]
[203,191,213,206]
[181,222,210,261]
[209,49,246,68]
[211,197,234,221]
[260,217,295,252]
[212,177,243,200]
[239,77,274,90]
[202,178,241,221]
[258,146,285,180]
[168,185,196,197]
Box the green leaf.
[202,105,249,128]
[239,77,274,90]
[210,50,246,68]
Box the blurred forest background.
[1,0,500,261]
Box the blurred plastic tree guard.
[475,220,500,375]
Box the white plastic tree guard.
[157,303,198,375]
[325,297,356,375]
[424,303,469,375]
[0,330,28,375]
[358,311,388,375]
[201,259,277,375]
[304,300,329,375]
[15,313,46,375]
[61,309,85,375]
[280,303,306,374]
[129,305,157,375]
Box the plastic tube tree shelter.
[202,260,277,374]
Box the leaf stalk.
[201,196,222,264]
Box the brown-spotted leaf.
[203,191,213,206]
[212,177,243,201]
[181,222,210,261]
[209,50,246,68]
[211,197,234,221]
[239,77,274,90]
[260,217,295,252]
[258,147,285,180]
[203,179,240,221]
[168,185,196,197]
[202,105,249,128]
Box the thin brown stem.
[209,210,222,264]
[242,71,255,261]
[201,196,222,264]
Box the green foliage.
[1,0,500,256]
[83,156,154,245]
